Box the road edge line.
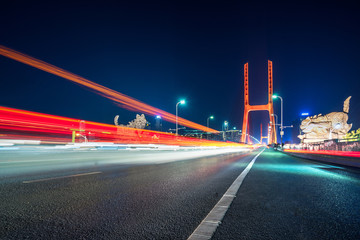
[187,148,265,240]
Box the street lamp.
[176,100,185,135]
[222,121,229,141]
[207,115,214,128]
[272,94,283,146]
[155,115,162,131]
[206,115,214,139]
[329,123,342,139]
[224,121,229,131]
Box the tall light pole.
[329,123,342,139]
[223,121,229,141]
[224,121,229,131]
[207,115,214,129]
[176,100,185,136]
[155,115,162,131]
[206,115,214,139]
[272,95,283,146]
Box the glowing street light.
[222,121,229,141]
[329,123,342,139]
[272,94,284,146]
[207,115,214,129]
[176,99,186,135]
[155,115,162,131]
[224,121,229,131]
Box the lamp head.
[180,100,185,104]
[210,115,214,119]
[156,115,161,119]
[272,94,278,99]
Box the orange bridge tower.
[260,123,269,145]
[241,60,277,144]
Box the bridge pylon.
[241,60,277,144]
[260,123,269,145]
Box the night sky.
[1,1,359,142]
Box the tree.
[116,114,148,129]
[344,128,360,141]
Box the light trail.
[0,45,218,133]
[0,106,250,148]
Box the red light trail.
[0,106,249,148]
[0,45,218,133]
[284,149,360,158]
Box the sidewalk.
[212,149,360,240]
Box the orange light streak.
[0,45,218,133]
[0,106,249,148]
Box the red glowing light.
[284,149,360,158]
[0,106,251,148]
[0,45,218,134]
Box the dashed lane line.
[22,171,102,184]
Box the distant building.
[183,130,242,142]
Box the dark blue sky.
[1,1,359,141]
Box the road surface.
[0,147,359,239]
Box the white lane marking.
[187,148,265,240]
[22,171,102,184]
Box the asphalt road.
[0,147,254,239]
[213,149,360,240]
[1,147,359,239]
